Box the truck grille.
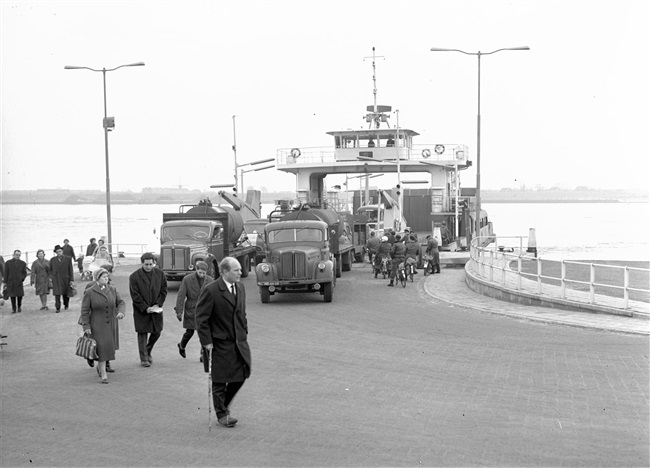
[161,247,188,270]
[280,251,306,279]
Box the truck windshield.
[268,228,323,243]
[161,225,210,240]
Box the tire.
[209,260,219,279]
[260,286,270,303]
[401,273,407,288]
[335,257,341,278]
[323,282,333,302]
[240,255,250,278]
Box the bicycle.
[397,262,407,288]
[375,257,391,279]
[422,254,433,276]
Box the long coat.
[50,255,73,296]
[5,258,27,297]
[80,284,125,361]
[30,259,51,296]
[175,272,214,330]
[62,244,76,261]
[129,267,167,333]
[196,278,251,383]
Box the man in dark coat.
[5,250,27,313]
[50,245,74,312]
[62,239,76,261]
[129,252,167,367]
[175,261,214,360]
[196,257,251,428]
[388,234,406,287]
[86,238,98,257]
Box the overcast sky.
[2,0,648,194]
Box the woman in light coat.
[30,249,51,310]
[80,268,125,383]
[175,261,213,360]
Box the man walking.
[50,245,74,312]
[196,257,251,428]
[129,252,167,367]
[175,261,214,361]
[387,234,406,287]
[5,250,27,313]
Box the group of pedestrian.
[1,238,115,314]
[78,252,250,427]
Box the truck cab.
[159,220,224,281]
[255,220,335,303]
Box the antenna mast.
[363,48,389,129]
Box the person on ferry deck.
[368,139,375,148]
[30,249,51,310]
[50,245,74,312]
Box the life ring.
[422,149,431,158]
[290,148,301,158]
[434,144,445,155]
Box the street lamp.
[64,62,145,252]
[239,163,274,191]
[430,46,529,239]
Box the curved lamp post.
[430,47,529,240]
[64,62,145,251]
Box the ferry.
[273,48,493,259]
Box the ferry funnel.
[527,228,537,257]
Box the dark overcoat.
[80,284,125,361]
[50,255,73,296]
[196,278,251,382]
[129,267,167,333]
[175,272,214,330]
[5,258,27,297]
[30,259,51,296]
[62,244,76,261]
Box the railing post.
[517,255,522,290]
[537,256,542,294]
[589,263,595,304]
[624,266,630,309]
[560,260,566,299]
[489,249,494,282]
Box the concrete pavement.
[422,265,650,336]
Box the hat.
[94,268,109,281]
[441,222,446,226]
[381,236,388,242]
[54,245,63,252]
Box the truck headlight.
[189,263,195,270]
[260,263,270,274]
[318,262,326,271]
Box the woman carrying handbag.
[79,268,125,383]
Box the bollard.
[527,228,537,257]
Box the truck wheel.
[240,255,250,278]
[260,286,270,303]
[335,257,341,278]
[323,282,333,302]
[342,251,351,272]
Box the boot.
[387,280,394,287]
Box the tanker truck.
[271,204,355,278]
[158,194,258,281]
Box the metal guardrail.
[2,244,150,269]
[468,236,650,311]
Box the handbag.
[2,284,7,300]
[75,335,98,360]
[68,283,77,298]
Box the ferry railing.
[468,236,650,312]
[276,144,470,166]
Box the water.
[1,202,648,262]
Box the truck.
[255,219,335,303]
[158,193,260,281]
[279,205,356,278]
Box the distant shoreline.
[2,199,645,205]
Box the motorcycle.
[397,262,407,288]
[422,254,433,276]
[405,258,417,282]
[375,257,391,279]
